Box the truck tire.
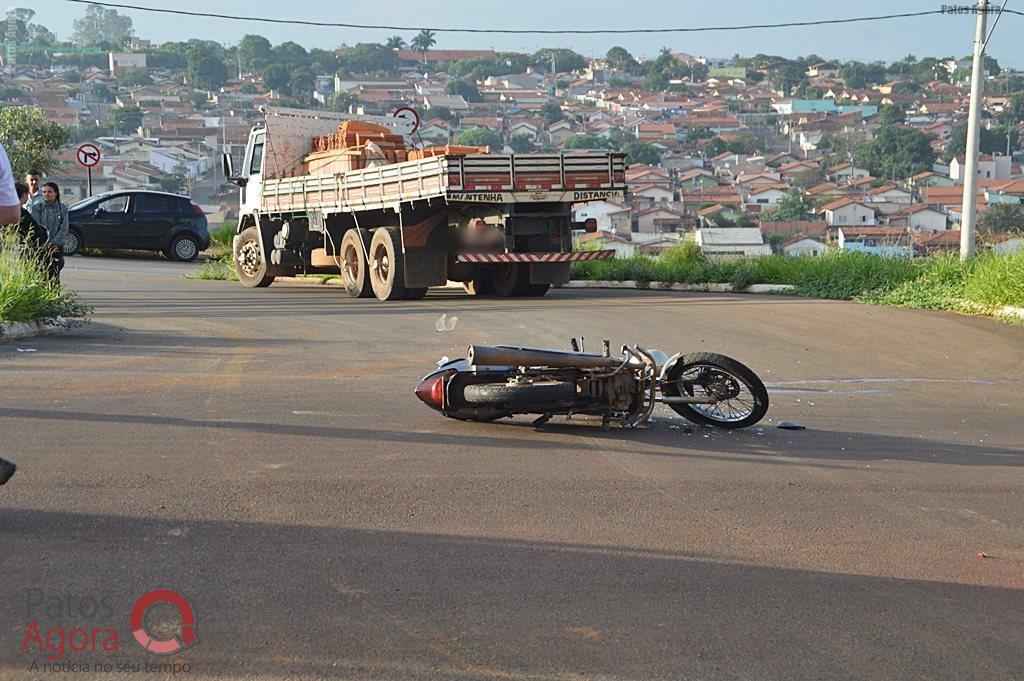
[234,226,274,288]
[463,381,577,407]
[524,283,550,297]
[368,227,407,301]
[404,287,428,300]
[463,274,495,296]
[339,229,373,298]
[492,263,525,297]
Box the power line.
[59,1,1005,35]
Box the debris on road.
[436,314,458,332]
[777,421,806,430]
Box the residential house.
[576,231,637,257]
[744,184,789,209]
[547,120,573,146]
[988,232,1024,254]
[829,162,871,182]
[887,204,949,232]
[695,227,772,259]
[572,200,631,234]
[913,230,961,256]
[908,170,956,188]
[635,205,686,233]
[783,234,828,257]
[109,52,147,77]
[821,197,877,226]
[949,154,1012,183]
[837,226,912,257]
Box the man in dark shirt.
[14,181,48,247]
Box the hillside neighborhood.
[3,5,1024,260]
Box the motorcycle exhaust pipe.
[468,344,622,369]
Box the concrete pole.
[960,0,989,259]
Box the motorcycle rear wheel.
[662,353,769,429]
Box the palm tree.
[385,35,406,50]
[410,29,437,64]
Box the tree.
[159,174,187,194]
[978,203,1021,234]
[839,61,887,89]
[411,30,437,62]
[444,79,481,102]
[385,35,406,50]
[237,35,272,73]
[263,64,291,94]
[291,68,315,101]
[273,41,309,70]
[187,47,229,90]
[564,134,613,150]
[854,126,935,180]
[531,48,587,73]
[540,101,564,126]
[117,71,153,87]
[113,105,144,135]
[644,73,669,92]
[606,46,638,72]
[701,137,727,157]
[684,126,715,145]
[1003,92,1024,125]
[424,106,452,121]
[726,133,763,155]
[336,43,398,75]
[0,106,69,178]
[622,142,662,165]
[877,104,906,127]
[457,128,501,150]
[509,133,534,154]
[329,91,357,112]
[761,189,815,222]
[776,63,806,95]
[943,123,1019,162]
[71,4,133,47]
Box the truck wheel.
[492,264,525,297]
[339,229,373,298]
[368,227,407,301]
[463,274,495,296]
[524,283,550,297]
[234,226,274,288]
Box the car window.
[95,195,129,213]
[249,141,264,175]
[177,198,192,213]
[136,194,180,214]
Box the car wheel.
[233,226,274,287]
[63,228,82,256]
[169,234,200,262]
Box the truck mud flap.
[529,263,570,285]
[404,252,447,288]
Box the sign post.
[76,143,101,197]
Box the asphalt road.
[2,255,1023,680]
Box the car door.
[130,194,178,250]
[81,194,131,248]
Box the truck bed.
[260,153,627,217]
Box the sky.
[26,0,1024,68]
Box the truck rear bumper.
[456,250,615,264]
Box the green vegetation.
[0,106,70,178]
[572,241,1024,321]
[0,230,90,327]
[186,257,237,281]
[854,126,935,180]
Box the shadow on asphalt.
[0,405,1019,468]
[1,508,1022,679]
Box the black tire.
[368,227,407,301]
[404,287,428,300]
[523,283,550,297]
[339,229,373,298]
[63,228,82,256]
[463,381,577,407]
[492,263,526,297]
[233,226,274,288]
[168,234,200,262]
[463,274,495,296]
[662,353,769,429]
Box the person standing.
[29,181,68,281]
[14,182,48,248]
[0,142,22,226]
[24,169,44,208]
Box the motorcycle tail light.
[415,375,445,410]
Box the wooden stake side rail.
[260,153,627,217]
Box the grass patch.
[203,223,236,260]
[186,254,237,281]
[574,239,1024,321]
[0,229,91,328]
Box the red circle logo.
[130,589,197,654]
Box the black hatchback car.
[65,190,210,261]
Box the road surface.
[2,255,1023,680]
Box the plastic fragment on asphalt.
[435,314,458,332]
[16,348,37,352]
[777,421,806,430]
[978,552,989,559]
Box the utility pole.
[959,0,989,259]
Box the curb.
[999,305,1024,320]
[559,280,796,294]
[0,319,70,341]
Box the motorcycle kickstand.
[532,413,552,427]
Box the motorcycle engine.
[606,371,641,412]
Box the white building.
[695,227,772,259]
[783,235,827,257]
[949,154,1012,184]
[108,52,147,76]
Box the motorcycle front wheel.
[662,353,769,429]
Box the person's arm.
[0,144,19,226]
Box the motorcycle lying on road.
[416,339,769,429]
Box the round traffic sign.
[392,106,421,133]
[77,143,101,168]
